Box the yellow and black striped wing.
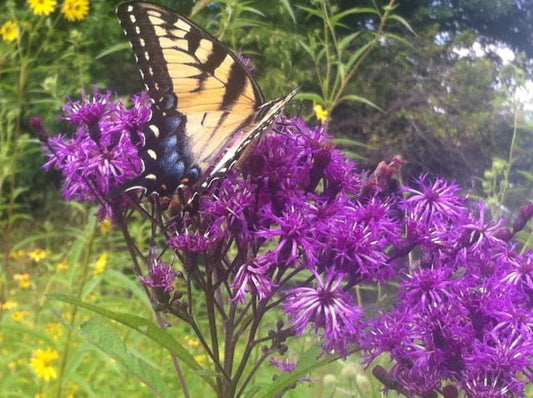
[116,1,295,197]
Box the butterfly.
[116,1,297,201]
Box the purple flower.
[256,199,319,267]
[399,267,456,311]
[462,333,533,397]
[500,250,533,290]
[41,90,150,220]
[282,269,363,355]
[141,259,176,293]
[236,53,255,72]
[402,174,466,225]
[457,202,506,253]
[200,173,257,241]
[169,232,213,253]
[270,356,297,372]
[231,254,278,303]
[317,203,395,283]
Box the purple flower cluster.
[360,177,533,397]
[141,251,177,296]
[169,118,405,355]
[39,90,533,397]
[39,89,150,220]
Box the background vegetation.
[1,0,531,396]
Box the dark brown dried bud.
[30,116,49,143]
[513,203,533,233]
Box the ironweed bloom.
[39,90,533,397]
[358,175,533,397]
[39,90,150,220]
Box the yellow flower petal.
[14,273,31,289]
[93,252,107,277]
[28,0,57,16]
[11,310,29,323]
[313,101,329,124]
[100,218,112,235]
[0,20,18,42]
[31,348,59,381]
[29,249,48,261]
[1,300,18,310]
[62,0,90,21]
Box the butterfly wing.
[117,1,290,196]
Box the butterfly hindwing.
[116,1,296,197]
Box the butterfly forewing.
[116,1,296,198]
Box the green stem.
[330,0,396,112]
[204,260,223,395]
[499,97,520,205]
[117,207,192,398]
[321,1,331,100]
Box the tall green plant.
[297,0,414,122]
[0,0,95,335]
[480,62,533,249]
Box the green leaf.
[330,7,379,26]
[280,0,296,23]
[95,42,131,59]
[294,92,325,103]
[47,294,215,389]
[339,94,383,112]
[332,137,370,148]
[296,5,323,19]
[79,319,176,398]
[297,39,315,58]
[383,32,415,48]
[105,269,151,308]
[338,32,363,51]
[257,346,339,398]
[517,169,533,181]
[345,41,373,70]
[387,14,417,35]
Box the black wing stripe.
[118,5,173,98]
[221,62,246,110]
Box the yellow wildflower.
[86,292,98,302]
[66,383,80,398]
[8,361,17,371]
[1,20,18,42]
[194,354,208,364]
[29,249,48,262]
[14,273,31,289]
[100,218,112,235]
[28,0,57,16]
[45,322,63,340]
[57,261,69,271]
[62,0,90,21]
[93,252,107,277]
[9,250,27,259]
[31,348,59,381]
[1,300,18,310]
[11,310,29,323]
[185,336,201,347]
[313,101,329,124]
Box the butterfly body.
[116,1,297,197]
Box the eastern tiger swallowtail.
[116,1,297,200]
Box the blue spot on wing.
[161,135,185,178]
